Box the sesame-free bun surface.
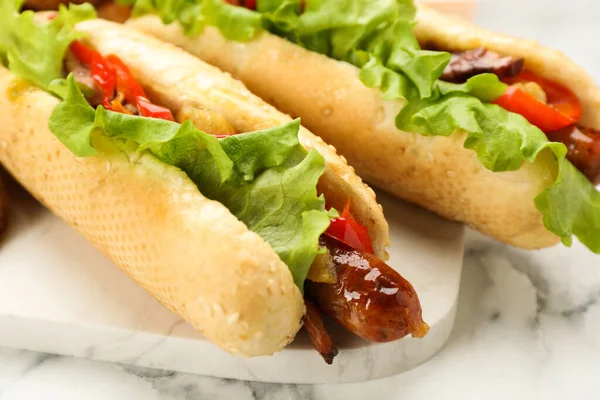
[128,15,562,249]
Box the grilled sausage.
[303,300,338,364]
[547,125,600,185]
[441,47,524,83]
[24,0,99,11]
[97,0,132,23]
[307,235,429,343]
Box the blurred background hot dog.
[25,0,131,22]
[24,0,99,10]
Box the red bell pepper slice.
[70,42,174,121]
[494,71,581,133]
[325,200,374,255]
[105,55,174,121]
[70,40,116,109]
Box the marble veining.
[0,179,464,384]
[2,0,600,398]
[2,230,600,399]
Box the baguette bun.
[127,16,561,249]
[0,66,303,357]
[79,20,390,260]
[413,5,600,130]
[0,21,389,356]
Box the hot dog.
[23,0,99,10]
[306,235,428,343]
[438,48,524,83]
[124,0,600,254]
[302,300,338,365]
[0,2,427,362]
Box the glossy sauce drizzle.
[307,236,429,343]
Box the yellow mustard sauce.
[7,78,36,103]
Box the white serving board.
[0,178,464,384]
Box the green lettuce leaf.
[536,159,600,251]
[119,0,263,38]
[0,0,20,64]
[127,0,600,252]
[389,83,600,252]
[435,73,508,103]
[0,0,95,89]
[2,1,332,287]
[49,75,330,288]
[202,0,263,40]
[122,0,206,36]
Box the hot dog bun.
[413,5,600,131]
[127,15,561,249]
[0,65,305,357]
[78,20,390,260]
[0,20,389,356]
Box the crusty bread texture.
[80,20,390,260]
[413,5,600,130]
[0,67,303,357]
[0,20,389,356]
[127,15,563,249]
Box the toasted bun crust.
[413,4,600,130]
[0,66,303,357]
[0,20,390,356]
[128,16,561,249]
[81,20,390,260]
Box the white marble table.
[2,0,600,398]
